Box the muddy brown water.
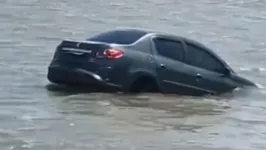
[1,0,266,149]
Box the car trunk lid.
[53,40,111,70]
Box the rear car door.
[151,36,204,95]
[183,42,237,94]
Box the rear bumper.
[47,65,122,91]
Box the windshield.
[87,29,148,45]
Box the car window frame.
[150,34,186,62]
[183,41,227,74]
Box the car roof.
[89,28,203,45]
[90,28,215,53]
[100,28,154,34]
[110,28,207,46]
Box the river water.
[1,0,266,149]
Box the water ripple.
[1,0,266,149]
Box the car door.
[183,41,237,94]
[151,36,205,95]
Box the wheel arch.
[127,71,160,92]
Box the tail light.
[99,48,124,59]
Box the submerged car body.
[47,28,257,96]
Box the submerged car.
[47,28,257,95]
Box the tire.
[130,76,159,93]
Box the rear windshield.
[87,29,148,44]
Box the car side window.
[185,43,226,73]
[153,38,184,61]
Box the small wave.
[239,67,266,72]
[255,83,264,89]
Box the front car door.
[150,35,206,95]
[183,41,237,94]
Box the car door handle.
[196,73,202,79]
[160,64,166,68]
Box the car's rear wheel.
[129,76,159,93]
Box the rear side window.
[185,43,225,73]
[153,38,184,61]
[87,30,148,45]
